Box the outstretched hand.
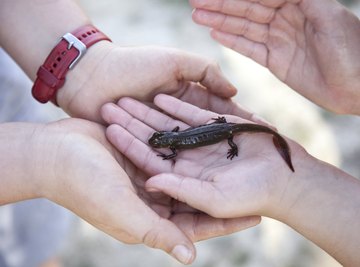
[102,94,303,221]
[102,95,360,266]
[189,0,360,114]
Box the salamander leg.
[227,136,238,160]
[157,147,178,160]
[172,126,180,132]
[212,116,227,123]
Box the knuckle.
[142,220,165,250]
[240,20,250,36]
[245,3,255,19]
[206,58,219,69]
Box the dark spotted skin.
[148,117,294,172]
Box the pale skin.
[102,94,360,267]
[189,0,360,115]
[0,0,264,264]
[0,119,260,264]
[0,0,242,122]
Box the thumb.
[142,214,196,264]
[145,173,223,217]
[117,193,196,265]
[174,50,237,98]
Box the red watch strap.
[32,25,111,104]
[72,25,110,48]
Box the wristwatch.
[32,24,111,104]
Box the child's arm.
[0,0,237,121]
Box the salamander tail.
[272,135,295,172]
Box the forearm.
[0,0,90,80]
[275,154,360,266]
[0,0,114,119]
[0,123,44,204]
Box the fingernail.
[228,84,238,95]
[146,187,161,193]
[229,84,237,91]
[171,245,193,264]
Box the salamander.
[148,116,295,172]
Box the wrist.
[267,144,356,225]
[262,143,318,220]
[266,145,360,266]
[56,40,115,120]
[31,24,112,108]
[0,123,48,204]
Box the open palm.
[190,0,360,114]
[102,95,300,219]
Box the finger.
[175,85,273,126]
[146,173,231,218]
[154,94,218,126]
[227,101,276,128]
[170,50,237,98]
[154,94,273,130]
[106,124,173,175]
[111,191,197,264]
[117,97,189,131]
[192,10,269,44]
[210,29,267,67]
[190,0,286,11]
[102,103,156,143]
[190,0,276,23]
[172,213,261,242]
[103,101,188,142]
[101,102,132,126]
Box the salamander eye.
[148,131,165,147]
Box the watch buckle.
[62,33,87,69]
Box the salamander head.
[148,131,173,148]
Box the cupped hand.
[33,118,194,263]
[189,0,360,114]
[102,94,304,220]
[58,43,238,122]
[33,118,259,264]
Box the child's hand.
[102,94,303,219]
[189,0,360,114]
[102,95,360,266]
[58,45,238,121]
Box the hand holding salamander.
[103,94,301,222]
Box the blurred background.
[1,0,360,266]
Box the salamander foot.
[227,146,238,160]
[212,116,227,123]
[157,147,177,160]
